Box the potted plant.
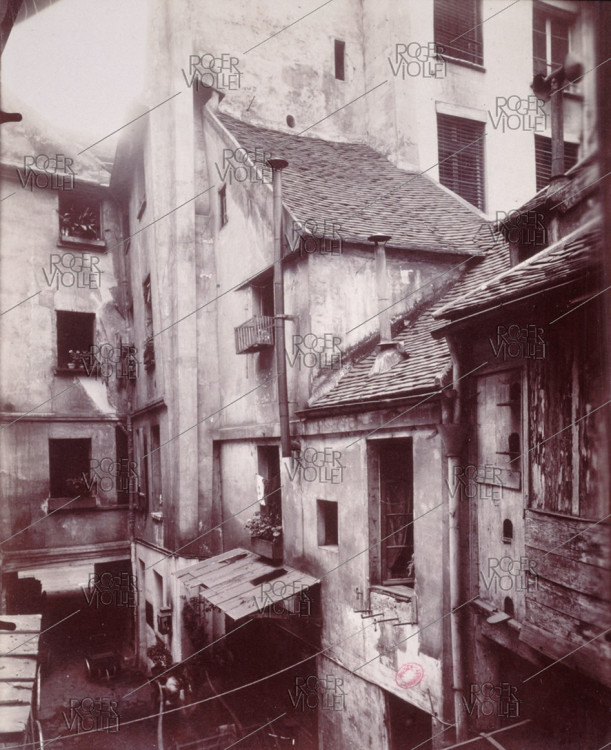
[244,511,283,560]
[68,349,90,370]
[59,205,100,241]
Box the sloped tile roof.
[310,231,511,409]
[216,112,491,255]
[434,221,602,321]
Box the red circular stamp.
[395,662,424,689]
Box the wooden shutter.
[434,0,483,66]
[437,114,486,211]
[534,135,579,191]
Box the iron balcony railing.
[234,315,275,354]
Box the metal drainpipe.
[267,158,291,457]
[369,234,392,342]
[550,75,565,180]
[126,404,139,665]
[439,337,469,744]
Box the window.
[437,114,486,211]
[58,192,102,243]
[145,600,154,629]
[56,311,95,370]
[258,446,282,528]
[219,185,228,227]
[142,275,155,372]
[503,518,513,544]
[334,39,345,80]
[533,2,572,78]
[369,439,414,585]
[115,426,130,505]
[317,500,338,546]
[49,438,91,498]
[434,0,483,66]
[254,276,275,318]
[534,135,579,191]
[151,425,162,509]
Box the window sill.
[47,498,129,512]
[370,583,415,602]
[438,54,485,73]
[55,367,88,376]
[58,235,107,251]
[318,544,339,553]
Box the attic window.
[334,40,345,80]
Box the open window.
[317,500,338,547]
[142,275,155,371]
[369,438,414,586]
[58,191,104,246]
[257,445,282,528]
[533,2,576,85]
[49,438,92,499]
[56,311,95,371]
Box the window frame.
[317,499,339,547]
[58,190,106,249]
[55,310,96,373]
[437,113,486,212]
[434,0,483,67]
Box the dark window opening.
[504,597,515,617]
[508,433,520,462]
[317,500,338,546]
[258,445,282,529]
[334,39,345,80]
[143,275,155,372]
[49,438,92,498]
[534,135,579,191]
[255,277,275,318]
[219,185,228,227]
[503,518,514,544]
[145,600,154,629]
[59,192,102,242]
[56,311,95,370]
[151,425,161,509]
[378,439,414,585]
[510,382,521,404]
[387,691,432,750]
[115,426,130,505]
[437,114,486,211]
[434,0,483,66]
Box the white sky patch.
[2,0,148,148]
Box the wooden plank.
[527,576,609,627]
[0,634,40,656]
[525,512,611,568]
[0,683,34,705]
[174,548,251,581]
[0,658,37,681]
[525,599,611,660]
[520,620,611,688]
[0,615,42,633]
[188,554,258,589]
[525,546,609,599]
[0,704,30,734]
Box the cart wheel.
[36,719,45,749]
[85,658,93,679]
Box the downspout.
[438,336,468,744]
[267,159,291,457]
[126,404,139,665]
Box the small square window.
[317,500,338,546]
[49,438,92,498]
[219,185,228,227]
[58,192,102,242]
[334,40,345,80]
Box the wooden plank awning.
[174,548,318,621]
[0,614,41,737]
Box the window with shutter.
[434,0,483,66]
[534,135,579,191]
[437,114,486,211]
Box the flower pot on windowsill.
[251,535,283,562]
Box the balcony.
[234,315,274,354]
